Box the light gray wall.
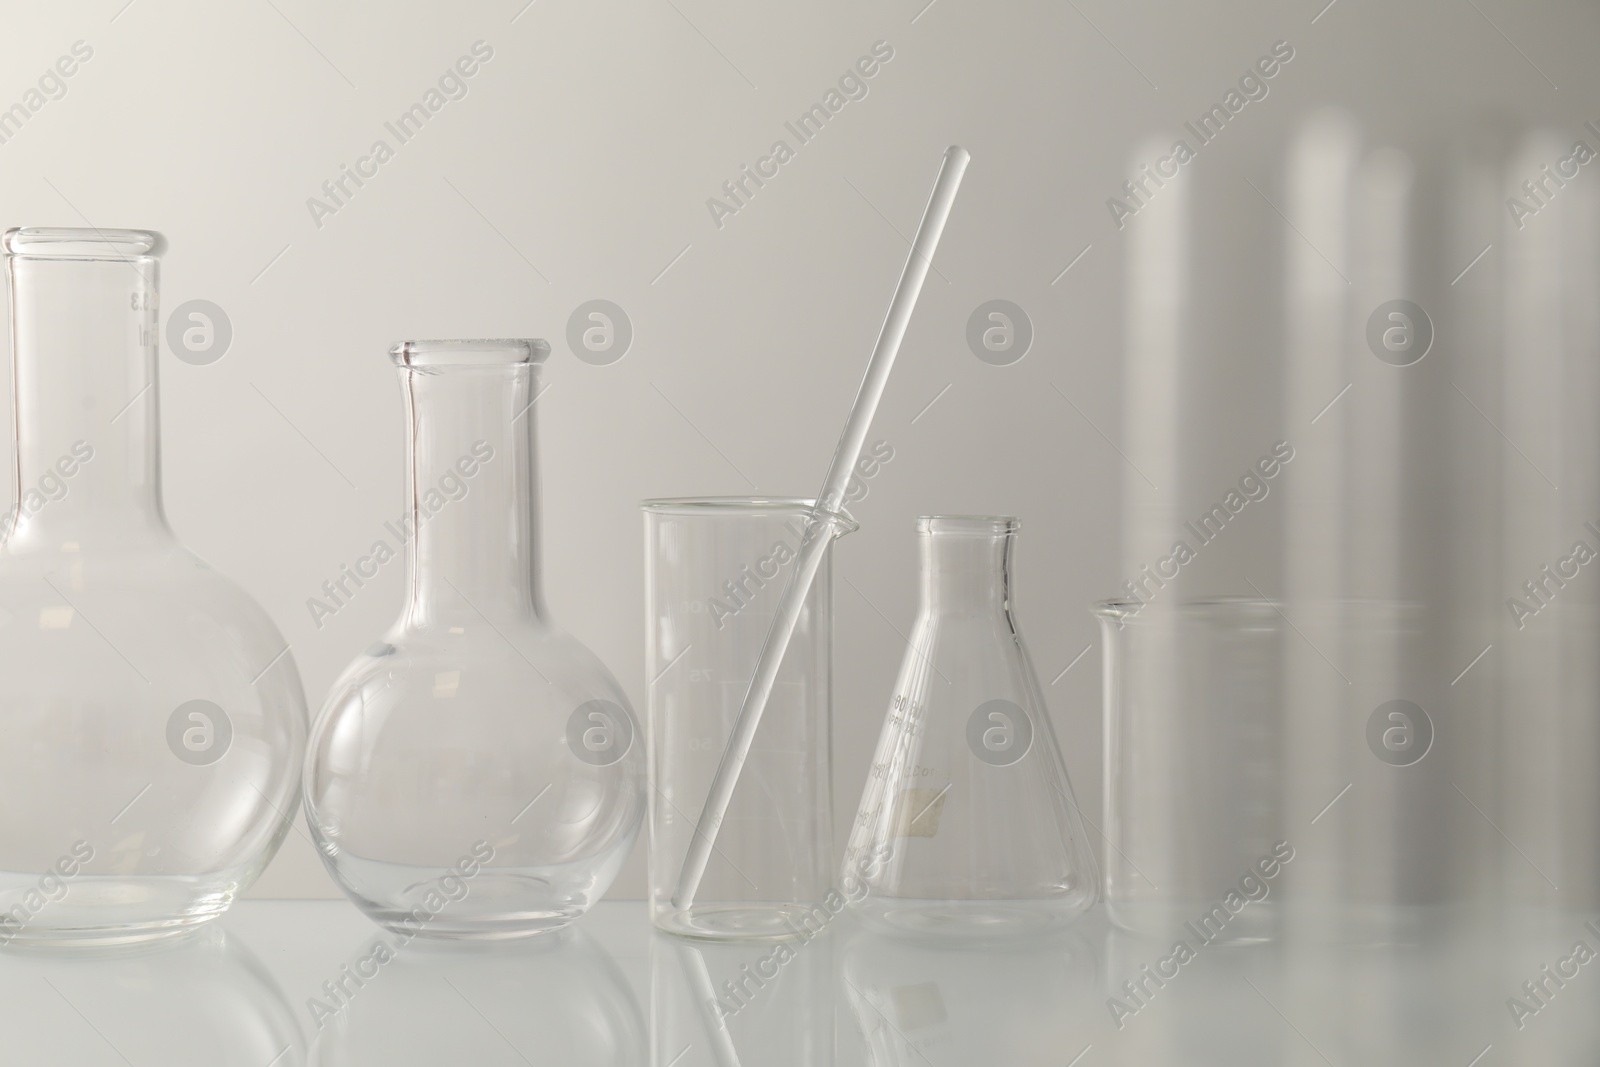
[0,0,1593,897]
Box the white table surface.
[2,900,1597,1065]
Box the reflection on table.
[3,902,1600,1065]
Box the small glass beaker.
[642,498,850,940]
[1094,598,1287,943]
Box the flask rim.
[3,226,165,260]
[389,339,551,367]
[916,515,1020,535]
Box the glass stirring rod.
[672,145,971,913]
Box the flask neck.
[5,249,167,548]
[917,517,1019,617]
[398,362,545,629]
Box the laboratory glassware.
[1094,598,1287,942]
[643,498,849,940]
[305,339,644,940]
[843,516,1097,939]
[0,227,307,945]
[674,147,970,913]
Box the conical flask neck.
[4,232,168,547]
[393,343,550,629]
[918,516,1017,616]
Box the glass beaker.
[1094,598,1287,943]
[304,339,644,940]
[642,498,848,940]
[843,516,1098,940]
[0,227,307,945]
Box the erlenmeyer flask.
[304,339,645,940]
[842,516,1097,939]
[0,228,307,944]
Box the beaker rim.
[640,496,858,530]
[1090,596,1281,621]
[3,227,166,260]
[389,339,551,367]
[916,514,1020,534]
[1090,596,1423,619]
[641,496,817,513]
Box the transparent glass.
[642,498,846,940]
[1094,598,1287,943]
[843,516,1098,940]
[0,227,307,945]
[305,339,644,940]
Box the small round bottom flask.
[304,340,644,940]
